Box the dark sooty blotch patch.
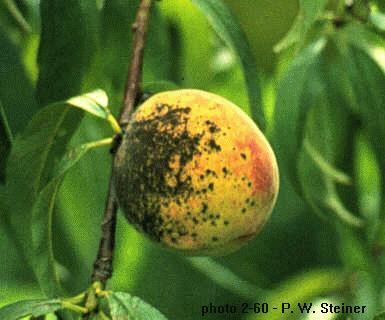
[118,104,206,242]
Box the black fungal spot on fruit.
[208,139,221,152]
[115,103,212,243]
[240,153,247,160]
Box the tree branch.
[89,0,153,290]
[120,0,153,128]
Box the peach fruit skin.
[114,89,279,256]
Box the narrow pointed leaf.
[0,299,62,320]
[0,102,12,182]
[272,38,326,192]
[191,0,264,130]
[6,90,108,297]
[275,0,328,52]
[31,141,99,297]
[67,89,109,119]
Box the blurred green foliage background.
[0,0,384,319]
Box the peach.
[114,89,279,256]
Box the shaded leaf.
[331,28,385,226]
[142,81,179,96]
[36,0,93,105]
[31,140,102,297]
[339,24,385,72]
[275,0,328,52]
[297,43,365,227]
[374,311,385,320]
[187,257,264,300]
[0,299,62,320]
[272,38,326,192]
[303,139,352,185]
[0,29,38,134]
[107,292,168,320]
[191,0,264,130]
[244,269,346,320]
[0,101,12,182]
[95,1,172,110]
[6,90,108,297]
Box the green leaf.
[31,140,102,297]
[275,0,328,52]
[0,29,38,134]
[297,43,365,227]
[339,24,385,72]
[67,90,109,119]
[0,101,12,182]
[332,29,385,221]
[187,257,264,300]
[96,1,172,110]
[0,299,62,320]
[374,311,385,320]
[142,81,180,96]
[272,38,326,192]
[370,11,385,32]
[107,292,168,320]
[303,139,352,185]
[6,90,108,297]
[191,0,264,130]
[36,0,93,105]
[244,269,346,320]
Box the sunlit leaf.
[0,299,62,319]
[370,11,385,32]
[191,0,264,130]
[107,292,168,320]
[67,90,109,119]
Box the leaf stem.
[188,257,267,300]
[0,101,14,144]
[61,301,88,314]
[84,137,114,150]
[107,113,122,134]
[325,193,364,228]
[84,0,153,317]
[304,139,352,185]
[3,0,32,34]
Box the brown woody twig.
[84,0,153,316]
